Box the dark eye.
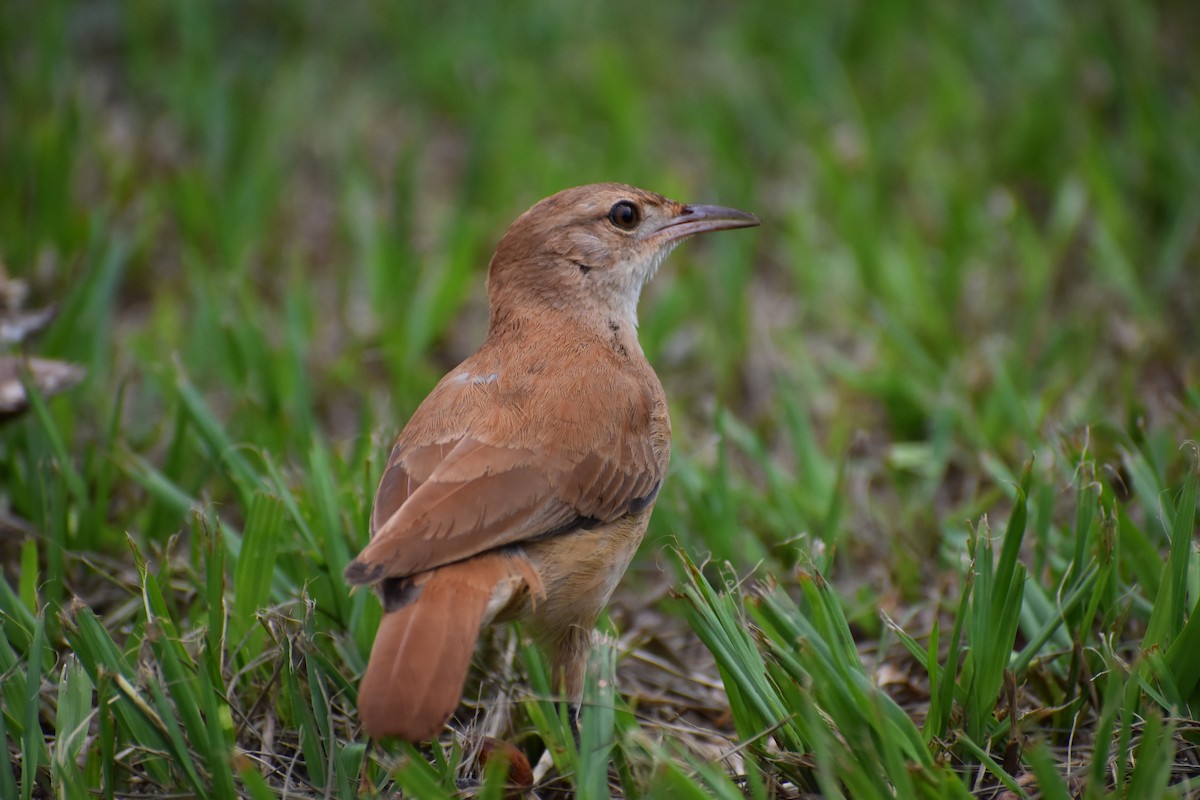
[608,200,641,230]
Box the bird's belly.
[487,510,652,631]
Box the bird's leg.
[569,703,582,748]
[544,623,592,746]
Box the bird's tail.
[357,550,540,741]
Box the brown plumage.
[345,183,759,741]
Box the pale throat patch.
[617,239,682,326]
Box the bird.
[344,182,759,742]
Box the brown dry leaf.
[0,354,86,421]
[0,306,57,346]
[476,736,534,791]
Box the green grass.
[2,0,1199,796]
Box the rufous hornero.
[345,183,759,741]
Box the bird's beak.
[647,203,761,243]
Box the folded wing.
[345,368,665,586]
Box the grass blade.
[578,636,617,800]
[51,655,93,799]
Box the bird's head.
[487,183,759,328]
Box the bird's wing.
[344,365,666,585]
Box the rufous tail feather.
[357,552,532,741]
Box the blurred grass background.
[2,0,1198,797]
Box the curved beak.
[648,203,761,243]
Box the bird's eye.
[608,201,641,230]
